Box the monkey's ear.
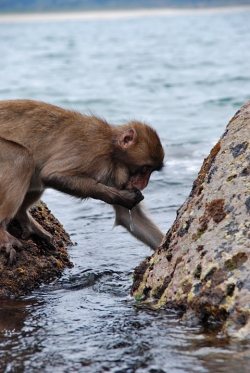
[118,128,137,148]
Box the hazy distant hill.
[0,0,250,12]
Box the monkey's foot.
[16,212,56,250]
[0,230,22,264]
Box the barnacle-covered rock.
[131,100,250,338]
[0,201,73,298]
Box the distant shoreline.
[0,5,250,23]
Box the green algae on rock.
[131,100,250,339]
[0,201,73,298]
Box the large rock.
[0,201,73,298]
[131,100,250,338]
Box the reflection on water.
[1,6,250,373]
[1,272,250,373]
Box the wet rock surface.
[0,201,73,298]
[131,100,250,338]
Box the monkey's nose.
[133,180,148,191]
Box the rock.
[131,100,250,338]
[0,201,73,298]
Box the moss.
[225,261,235,271]
[135,294,144,301]
[194,264,202,279]
[226,283,236,296]
[196,231,204,240]
[226,174,237,182]
[225,252,248,271]
[153,288,160,299]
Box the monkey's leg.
[114,204,164,250]
[0,137,34,263]
[15,191,56,248]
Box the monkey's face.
[125,165,155,190]
[116,122,164,191]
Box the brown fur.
[0,100,165,263]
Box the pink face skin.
[125,166,153,191]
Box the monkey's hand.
[114,186,144,210]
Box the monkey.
[0,99,164,263]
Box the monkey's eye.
[130,165,152,176]
[141,165,153,174]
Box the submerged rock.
[131,100,250,338]
[0,201,73,298]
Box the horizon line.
[0,5,250,23]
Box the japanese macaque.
[0,100,164,263]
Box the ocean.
[0,7,250,372]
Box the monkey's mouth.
[125,179,148,191]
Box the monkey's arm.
[43,173,143,210]
[113,204,164,250]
